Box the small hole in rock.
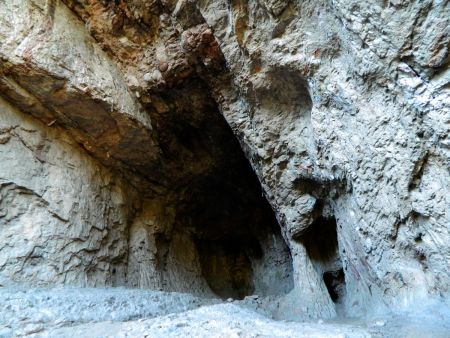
[300,216,338,262]
[414,233,423,243]
[296,213,347,307]
[323,268,345,303]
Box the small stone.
[127,75,139,88]
[143,70,162,83]
[0,134,11,144]
[159,62,169,72]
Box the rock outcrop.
[0,0,449,324]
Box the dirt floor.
[1,287,449,338]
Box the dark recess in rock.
[323,268,346,303]
[300,215,339,263]
[196,238,258,300]
[175,133,294,299]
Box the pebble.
[374,320,386,327]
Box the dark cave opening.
[323,268,345,303]
[298,214,347,304]
[301,216,339,263]
[195,237,261,300]
[171,118,293,300]
[185,171,294,300]
[144,76,294,300]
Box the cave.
[301,215,339,263]
[174,147,295,300]
[130,86,296,300]
[323,268,346,304]
[2,0,450,334]
[298,214,347,306]
[195,238,258,299]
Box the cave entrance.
[183,170,294,300]
[196,237,260,299]
[171,116,294,300]
[301,216,339,262]
[323,268,345,304]
[141,77,294,300]
[298,213,347,306]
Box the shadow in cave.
[147,76,294,300]
[182,164,294,300]
[297,214,347,305]
[301,216,338,263]
[170,107,293,299]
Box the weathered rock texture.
[0,0,449,324]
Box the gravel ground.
[0,287,217,337]
[1,287,449,338]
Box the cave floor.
[1,287,449,338]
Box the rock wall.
[0,0,449,321]
[0,96,138,286]
[197,0,449,317]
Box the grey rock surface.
[197,0,450,318]
[0,96,138,287]
[0,0,449,335]
[0,0,159,179]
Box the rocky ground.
[1,287,449,338]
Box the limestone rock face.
[0,97,138,286]
[0,0,449,322]
[197,0,450,318]
[0,0,159,184]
